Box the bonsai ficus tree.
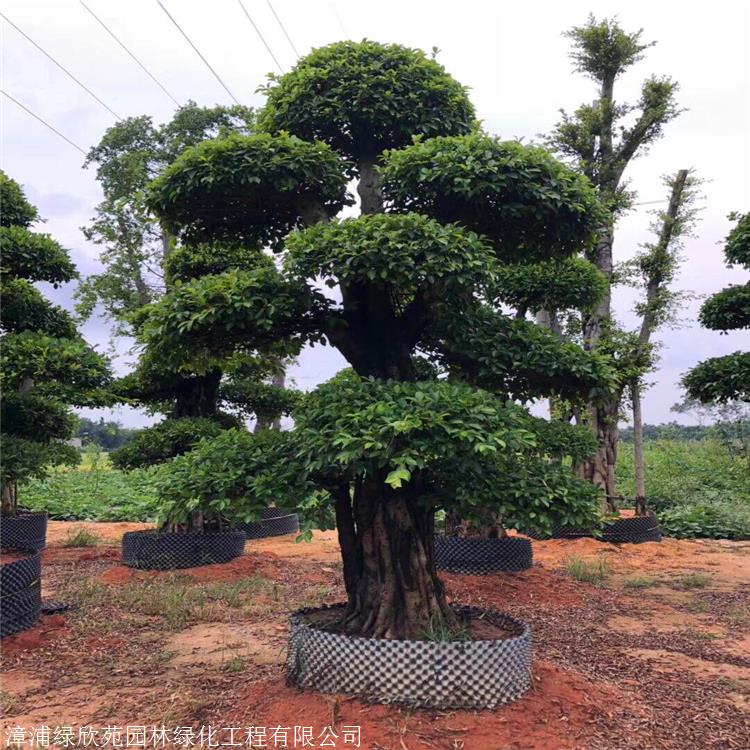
[110,244,301,474]
[144,41,610,638]
[0,172,111,514]
[76,101,296,474]
[683,212,750,404]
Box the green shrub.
[22,451,159,521]
[110,417,233,470]
[676,573,712,589]
[616,438,750,540]
[623,576,658,589]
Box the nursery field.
[2,523,749,750]
[22,439,750,539]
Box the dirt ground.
[2,522,749,749]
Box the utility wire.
[0,11,120,119]
[79,0,181,107]
[266,0,298,58]
[1,90,87,155]
[237,0,285,74]
[155,0,241,104]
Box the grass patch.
[420,614,471,642]
[0,690,18,714]
[726,604,750,627]
[60,573,272,630]
[564,555,609,584]
[718,677,750,694]
[220,656,248,673]
[676,572,713,589]
[680,628,718,641]
[62,527,101,547]
[623,575,659,589]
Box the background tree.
[622,169,701,511]
[546,15,682,503]
[77,101,255,330]
[683,212,750,405]
[0,172,111,513]
[75,416,137,451]
[145,41,610,639]
[79,102,298,464]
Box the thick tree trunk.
[357,159,384,215]
[631,381,648,515]
[1,482,18,515]
[172,370,222,419]
[335,474,453,639]
[583,401,619,512]
[253,372,286,433]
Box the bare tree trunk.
[357,159,384,215]
[336,473,453,639]
[631,380,647,515]
[629,170,689,515]
[1,482,17,515]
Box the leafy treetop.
[257,40,476,164]
[148,133,351,249]
[380,134,601,261]
[683,212,750,404]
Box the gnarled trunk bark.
[172,370,222,419]
[334,475,452,639]
[357,159,384,215]
[582,401,619,511]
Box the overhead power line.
[79,0,181,107]
[266,0,298,58]
[237,0,285,74]
[1,90,87,155]
[0,11,120,119]
[155,0,241,105]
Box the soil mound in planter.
[234,508,300,539]
[0,511,48,551]
[1,549,42,638]
[435,535,532,574]
[121,529,246,570]
[286,603,531,709]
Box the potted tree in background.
[115,243,303,569]
[0,172,110,637]
[145,41,610,707]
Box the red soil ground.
[1,522,749,749]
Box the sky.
[2,0,749,428]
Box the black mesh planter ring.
[236,512,300,540]
[0,512,48,551]
[551,526,594,540]
[1,551,42,639]
[121,530,246,570]
[434,535,532,574]
[601,515,662,544]
[286,603,532,709]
